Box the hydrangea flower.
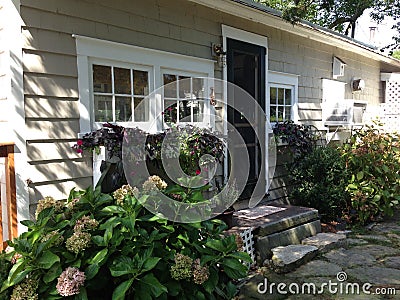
[35,196,64,219]
[113,184,139,205]
[170,253,193,281]
[142,175,167,193]
[41,230,64,246]
[192,258,209,285]
[10,276,39,300]
[66,231,91,254]
[74,216,99,232]
[56,267,86,297]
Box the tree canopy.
[255,0,400,51]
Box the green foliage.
[290,146,350,222]
[273,120,320,159]
[1,186,250,299]
[0,252,11,300]
[341,123,400,224]
[255,0,400,44]
[391,50,400,59]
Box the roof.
[189,0,400,68]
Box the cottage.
[1,0,400,242]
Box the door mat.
[234,206,286,220]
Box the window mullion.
[131,68,134,122]
[111,66,116,123]
[190,78,193,123]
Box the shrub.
[289,146,350,222]
[341,123,400,224]
[0,252,11,300]
[0,185,250,299]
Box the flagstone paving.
[238,215,400,299]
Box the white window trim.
[74,35,215,186]
[268,71,299,123]
[74,34,214,133]
[221,25,269,192]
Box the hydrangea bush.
[0,184,250,299]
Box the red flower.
[77,139,83,146]
[76,149,83,154]
[196,170,201,175]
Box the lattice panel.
[381,80,400,132]
[387,82,400,104]
[239,227,255,265]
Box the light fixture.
[212,43,226,67]
[352,78,365,91]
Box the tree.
[256,0,400,48]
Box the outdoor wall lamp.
[352,78,366,92]
[212,43,227,67]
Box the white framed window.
[268,71,299,123]
[90,62,152,128]
[161,70,210,126]
[74,35,214,133]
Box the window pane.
[164,100,177,123]
[178,76,191,98]
[114,67,131,94]
[134,97,148,122]
[270,87,277,105]
[284,107,291,120]
[134,70,149,96]
[270,107,277,122]
[179,100,191,122]
[285,89,292,105]
[278,88,284,105]
[93,65,112,93]
[115,96,132,122]
[163,74,177,98]
[94,95,112,122]
[192,100,204,122]
[193,78,205,98]
[278,106,284,121]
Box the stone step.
[301,232,346,253]
[256,220,321,263]
[268,244,319,273]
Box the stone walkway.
[238,214,400,299]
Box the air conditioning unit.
[322,99,367,126]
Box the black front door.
[227,38,266,199]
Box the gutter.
[189,0,400,68]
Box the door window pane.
[93,65,112,93]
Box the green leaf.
[20,220,35,228]
[112,278,134,300]
[43,263,62,284]
[142,257,160,272]
[139,273,167,297]
[203,267,218,294]
[88,248,108,265]
[228,251,252,262]
[1,260,32,292]
[356,171,364,180]
[85,264,100,281]
[36,251,60,269]
[221,258,248,279]
[110,256,135,277]
[101,205,126,215]
[226,281,238,299]
[205,239,226,252]
[73,287,88,300]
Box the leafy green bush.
[1,186,250,299]
[289,146,350,222]
[0,252,11,300]
[341,123,400,224]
